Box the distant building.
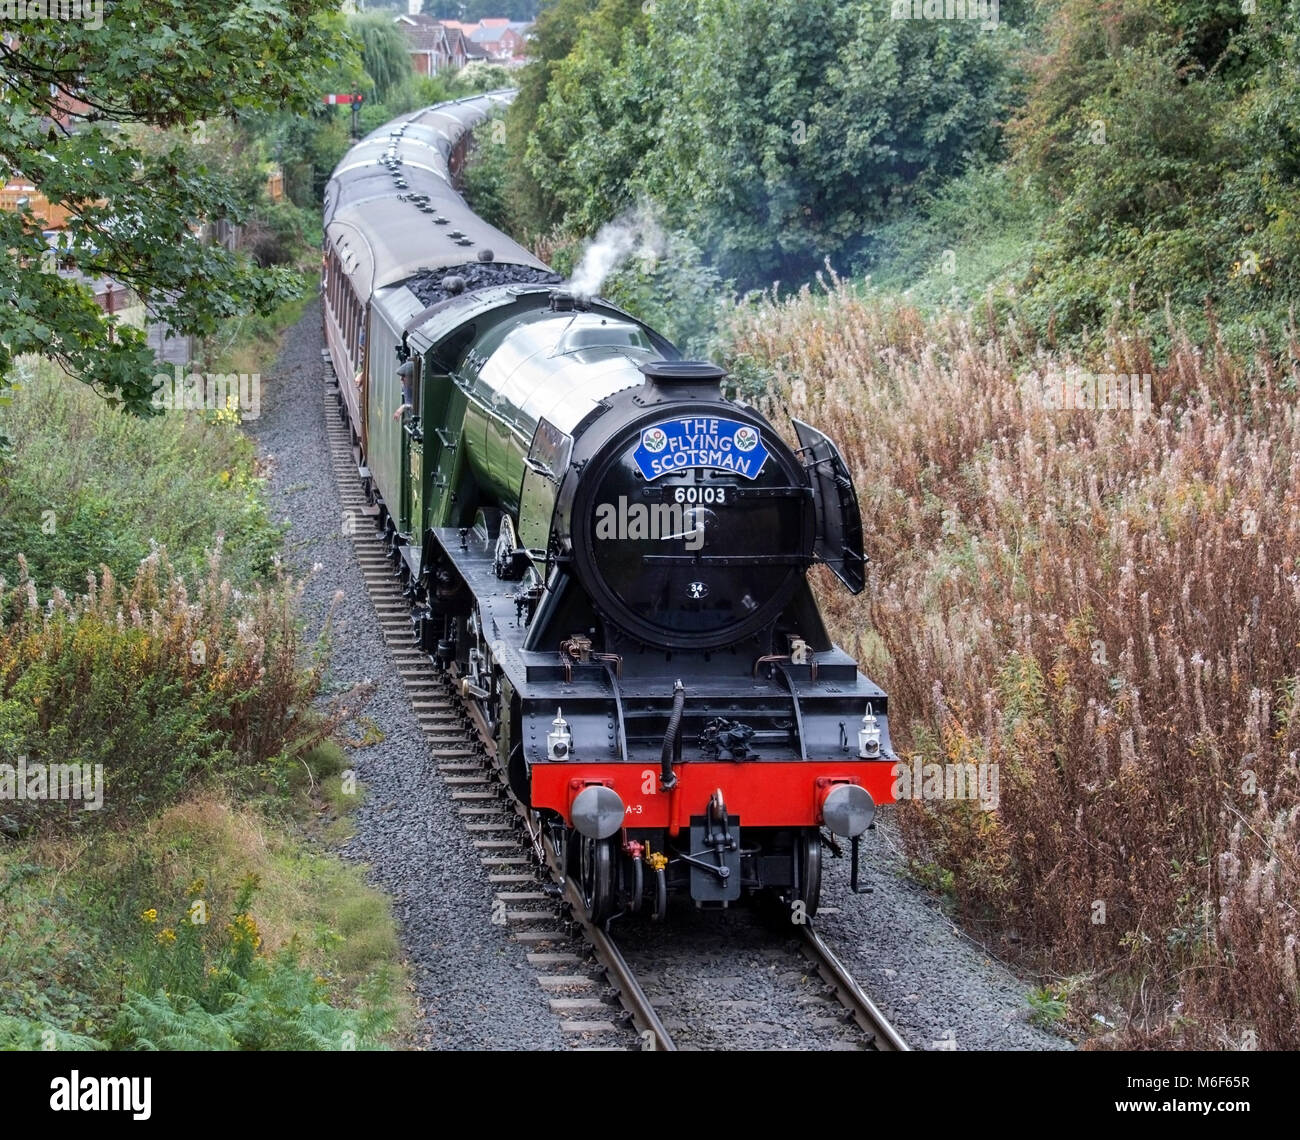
[0,180,73,230]
[503,22,532,58]
[442,24,470,70]
[265,166,285,203]
[440,15,533,63]
[394,11,454,76]
[393,7,532,74]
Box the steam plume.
[566,203,665,298]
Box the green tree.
[1021,37,1228,330]
[505,0,623,234]
[349,12,414,105]
[1010,0,1170,194]
[518,0,650,235]
[0,1,349,414]
[518,0,1019,284]
[1215,3,1300,308]
[1011,0,1300,339]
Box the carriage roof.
[323,91,547,299]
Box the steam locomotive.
[322,93,897,922]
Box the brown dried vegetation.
[728,275,1300,1047]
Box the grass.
[0,356,280,595]
[722,273,1300,1049]
[0,788,409,1048]
[203,270,316,381]
[1029,985,1070,1028]
[864,163,1045,312]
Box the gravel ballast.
[247,298,564,1050]
[248,299,1071,1051]
[814,820,1073,1050]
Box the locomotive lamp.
[548,708,572,760]
[858,710,882,758]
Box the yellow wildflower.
[226,912,262,950]
[156,928,177,945]
[140,908,158,924]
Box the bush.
[0,546,336,834]
[1008,0,1300,347]
[108,874,393,1050]
[113,956,389,1050]
[598,229,731,359]
[460,114,513,233]
[1,791,405,1047]
[864,163,1046,311]
[456,61,512,93]
[0,1015,101,1051]
[242,201,311,269]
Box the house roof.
[391,15,524,60]
[394,14,448,52]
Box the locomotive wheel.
[579,834,616,925]
[792,830,822,919]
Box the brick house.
[394,12,453,77]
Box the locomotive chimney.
[639,360,727,397]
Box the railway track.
[321,355,908,1053]
[800,925,910,1051]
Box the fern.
[113,954,389,1051]
[0,1014,102,1051]
[113,990,242,1051]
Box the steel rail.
[800,923,910,1050]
